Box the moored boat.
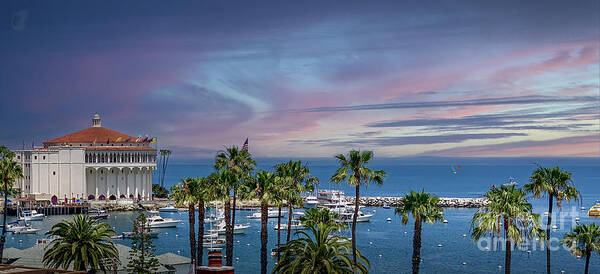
[146,215,179,228]
[159,204,178,212]
[18,210,44,221]
[303,196,319,209]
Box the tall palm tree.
[525,166,579,274]
[330,150,386,268]
[471,185,544,274]
[245,170,279,274]
[273,222,369,274]
[195,176,218,266]
[561,223,600,274]
[275,160,318,243]
[215,146,256,266]
[43,215,118,271]
[395,190,443,274]
[171,177,198,266]
[0,147,23,261]
[210,169,238,266]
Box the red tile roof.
[86,146,156,151]
[44,127,137,145]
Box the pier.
[5,203,90,216]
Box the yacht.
[159,204,178,213]
[588,201,600,217]
[338,211,374,223]
[303,196,319,209]
[7,221,37,233]
[18,210,44,221]
[207,221,249,234]
[317,190,346,206]
[146,215,179,228]
[246,209,287,219]
[274,219,305,231]
[13,226,40,234]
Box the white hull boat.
[159,204,179,213]
[246,210,287,219]
[13,227,40,234]
[146,216,179,228]
[303,196,319,209]
[208,223,250,235]
[18,210,44,221]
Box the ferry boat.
[588,201,600,217]
[303,196,319,209]
[18,210,44,221]
[159,204,178,213]
[146,215,179,228]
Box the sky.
[1,0,599,158]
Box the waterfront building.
[13,114,156,203]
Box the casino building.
[14,114,157,203]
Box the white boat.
[146,215,179,228]
[338,211,373,223]
[246,209,287,219]
[147,210,159,214]
[382,204,390,209]
[503,177,519,186]
[274,220,305,231]
[18,210,44,221]
[317,190,346,206]
[207,221,249,234]
[202,237,226,248]
[13,227,40,234]
[303,196,319,209]
[89,209,106,214]
[159,204,178,212]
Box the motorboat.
[146,215,179,228]
[13,227,40,234]
[159,204,178,213]
[274,220,305,231]
[503,177,519,187]
[382,204,391,209]
[207,221,249,234]
[303,196,319,209]
[338,211,373,223]
[122,231,160,238]
[89,209,106,214]
[588,201,600,217]
[18,210,44,221]
[246,209,287,219]
[147,210,159,214]
[89,212,109,220]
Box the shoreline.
[87,196,488,212]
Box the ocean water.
[5,157,600,273]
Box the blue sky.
[1,0,599,158]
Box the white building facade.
[14,114,156,203]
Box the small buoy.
[165,232,168,235]
[443,219,448,223]
[237,240,240,243]
[369,242,373,245]
[462,234,467,237]
[378,254,382,257]
[544,212,549,216]
[437,244,443,247]
[372,210,376,213]
[498,265,502,269]
[386,218,392,222]
[246,243,250,246]
[581,207,586,210]
[575,217,580,222]
[527,251,531,254]
[561,271,565,274]
[462,262,467,265]
[236,257,239,261]
[18,240,22,243]
[552,225,558,230]
[175,234,179,237]
[485,247,490,251]
[367,229,370,232]
[177,250,180,253]
[404,231,408,234]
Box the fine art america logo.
[476,206,587,253]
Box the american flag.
[242,138,249,152]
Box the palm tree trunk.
[277,205,281,259]
[225,193,233,266]
[286,203,293,243]
[232,188,237,232]
[188,203,196,266]
[352,184,359,269]
[412,217,422,274]
[260,202,268,274]
[0,175,9,261]
[584,249,590,274]
[197,201,205,266]
[504,220,511,274]
[546,194,553,274]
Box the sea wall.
[344,196,488,208]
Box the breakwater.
[344,196,488,208]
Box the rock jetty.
[344,196,488,208]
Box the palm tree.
[299,207,346,231]
[195,176,218,266]
[471,185,544,274]
[210,169,238,266]
[245,170,279,274]
[171,177,198,266]
[395,190,444,274]
[330,150,386,268]
[215,146,256,266]
[158,149,171,188]
[272,222,369,274]
[0,147,23,261]
[525,166,579,274]
[43,215,119,271]
[561,223,600,274]
[275,160,318,243]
